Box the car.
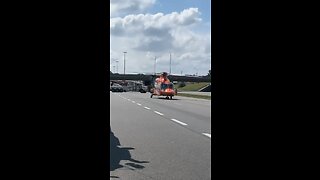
[111,84,124,92]
[139,85,148,93]
[122,85,128,92]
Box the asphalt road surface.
[110,92,211,180]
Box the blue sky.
[110,0,211,76]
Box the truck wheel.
[170,96,173,99]
[150,94,153,98]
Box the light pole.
[123,52,127,75]
[115,60,119,73]
[111,58,119,73]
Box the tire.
[170,96,172,100]
[150,94,153,98]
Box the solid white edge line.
[202,133,211,138]
[171,119,188,126]
[144,107,150,110]
[154,111,164,116]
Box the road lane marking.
[132,101,135,103]
[154,111,164,116]
[202,133,211,138]
[136,103,141,106]
[144,107,150,110]
[171,119,188,126]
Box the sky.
[110,0,211,76]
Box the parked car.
[139,85,148,93]
[111,84,124,92]
[122,85,128,92]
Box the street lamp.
[115,60,119,73]
[111,58,119,73]
[123,52,127,75]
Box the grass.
[177,93,211,100]
[177,82,210,91]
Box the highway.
[110,92,211,180]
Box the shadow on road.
[156,97,180,100]
[110,127,149,173]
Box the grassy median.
[176,93,211,100]
[177,82,210,91]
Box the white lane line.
[132,101,136,103]
[144,107,150,110]
[136,103,141,106]
[202,133,211,138]
[154,111,164,116]
[171,119,188,126]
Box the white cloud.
[110,0,156,17]
[110,8,211,75]
[110,8,201,35]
